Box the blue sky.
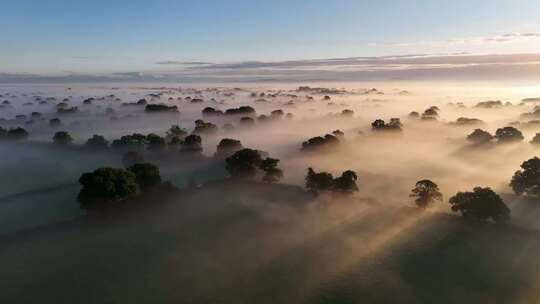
[1,0,540,75]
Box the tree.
[260,157,283,183]
[530,133,540,145]
[449,187,510,223]
[225,148,263,179]
[181,134,203,154]
[111,133,147,151]
[85,134,109,149]
[410,179,443,208]
[215,138,243,158]
[225,148,282,182]
[305,168,335,195]
[466,129,493,145]
[408,111,420,119]
[510,157,540,197]
[371,119,402,132]
[53,131,73,146]
[495,126,524,143]
[301,134,340,151]
[193,120,218,135]
[6,127,28,141]
[127,163,162,190]
[146,133,166,152]
[332,170,359,193]
[78,168,140,209]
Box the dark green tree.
[6,127,29,141]
[305,168,334,195]
[466,129,493,145]
[449,187,510,223]
[333,170,359,193]
[78,168,140,209]
[53,131,73,146]
[225,148,263,179]
[260,158,283,183]
[127,163,162,190]
[410,179,443,208]
[215,138,243,158]
[181,134,203,154]
[495,126,524,143]
[85,134,109,149]
[510,157,540,197]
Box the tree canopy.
[78,167,140,209]
[127,163,162,190]
[510,157,540,197]
[410,179,443,208]
[225,148,283,182]
[449,187,510,223]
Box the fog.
[1,80,540,303]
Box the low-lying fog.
[2,80,540,303]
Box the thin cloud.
[372,31,540,47]
[155,60,212,65]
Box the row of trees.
[466,127,524,145]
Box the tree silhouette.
[85,135,109,149]
[181,134,203,154]
[449,187,510,223]
[410,179,443,208]
[332,170,359,193]
[226,148,263,179]
[260,158,283,183]
[305,168,334,195]
[495,126,524,143]
[53,131,73,146]
[466,129,493,145]
[225,148,283,182]
[78,168,140,209]
[6,127,28,141]
[510,157,540,197]
[215,138,243,158]
[127,163,162,190]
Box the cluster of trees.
[305,168,359,195]
[145,104,178,112]
[225,148,283,183]
[301,132,341,151]
[371,118,402,132]
[466,126,524,145]
[224,106,256,116]
[77,163,166,209]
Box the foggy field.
[2,81,540,303]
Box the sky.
[1,0,540,79]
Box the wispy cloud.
[371,31,540,47]
[4,53,540,83]
[155,60,211,65]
